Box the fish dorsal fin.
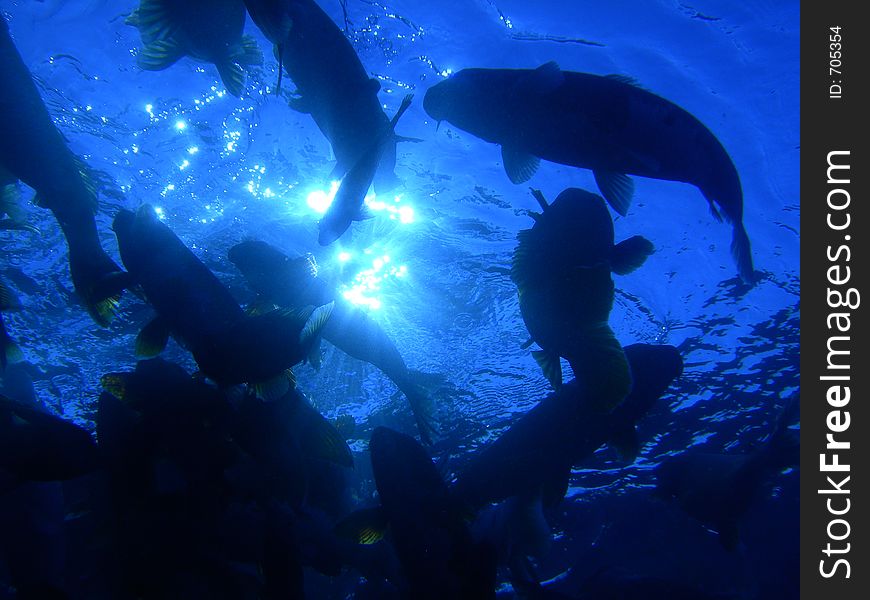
[611,235,654,275]
[502,145,540,184]
[510,229,535,293]
[138,39,185,71]
[605,73,645,90]
[524,61,565,94]
[607,424,640,463]
[299,301,334,346]
[593,170,634,216]
[532,350,563,390]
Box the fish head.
[423,69,491,124]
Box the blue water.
[2,1,799,597]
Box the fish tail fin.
[401,382,438,445]
[731,222,756,284]
[611,235,654,275]
[216,60,246,98]
[567,323,631,412]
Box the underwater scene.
[0,1,799,598]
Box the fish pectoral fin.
[364,77,382,96]
[134,316,171,358]
[299,301,335,347]
[510,229,535,292]
[0,282,20,311]
[353,205,375,221]
[502,145,540,184]
[132,0,178,40]
[607,425,641,463]
[520,337,535,350]
[1,331,23,368]
[236,35,264,66]
[244,298,279,317]
[611,235,655,275]
[215,61,246,98]
[593,170,634,216]
[138,39,185,71]
[532,350,563,390]
[306,334,323,371]
[287,94,313,114]
[605,73,647,90]
[334,507,389,545]
[529,187,549,210]
[567,323,632,412]
[296,406,354,467]
[252,372,292,402]
[100,372,132,402]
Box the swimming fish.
[512,187,653,408]
[228,240,436,443]
[424,63,753,282]
[654,397,799,550]
[0,16,125,325]
[127,0,263,97]
[0,394,99,483]
[348,426,497,599]
[245,0,403,192]
[451,343,682,512]
[318,94,413,245]
[113,205,332,398]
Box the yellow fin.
[334,507,388,545]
